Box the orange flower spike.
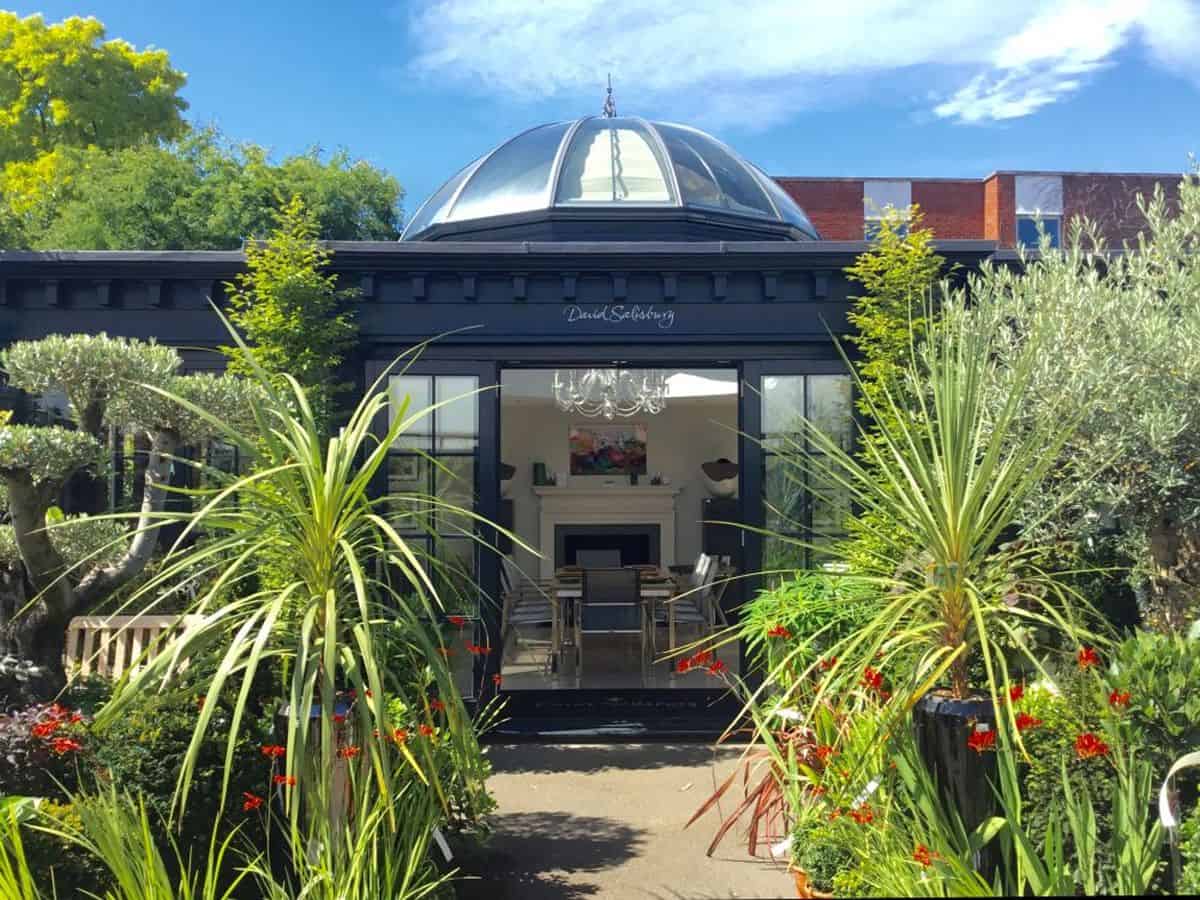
[393,728,409,744]
[1009,683,1025,703]
[260,744,286,759]
[766,624,792,639]
[430,698,446,713]
[913,845,934,868]
[492,673,503,687]
[273,774,296,787]
[966,729,996,754]
[1108,690,1131,709]
[337,745,362,759]
[419,724,435,737]
[242,792,264,812]
[1014,712,1043,732]
[50,737,82,755]
[1074,732,1109,760]
[448,615,467,629]
[1077,647,1100,669]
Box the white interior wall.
[501,396,738,577]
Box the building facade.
[0,116,1183,733]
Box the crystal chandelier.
[552,368,668,420]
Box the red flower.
[1108,690,1131,709]
[476,644,492,656]
[766,624,792,639]
[1014,712,1043,732]
[273,774,296,787]
[48,703,69,719]
[828,808,843,821]
[242,792,264,812]
[1075,732,1109,760]
[707,660,728,676]
[492,674,503,687]
[260,744,286,759]
[1009,683,1025,703]
[365,689,373,699]
[966,728,996,754]
[819,657,837,671]
[196,695,206,710]
[419,724,435,737]
[31,720,61,739]
[676,658,693,674]
[808,785,827,797]
[691,649,714,666]
[1077,647,1100,669]
[860,666,884,692]
[393,728,409,744]
[913,844,934,868]
[815,745,835,763]
[448,615,467,629]
[69,713,82,724]
[430,699,446,713]
[337,745,362,759]
[849,804,874,825]
[50,737,82,755]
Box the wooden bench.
[64,615,198,680]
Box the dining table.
[550,565,679,666]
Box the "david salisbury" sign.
[562,304,676,330]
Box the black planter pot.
[913,693,999,872]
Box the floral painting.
[569,423,648,476]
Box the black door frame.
[368,344,848,726]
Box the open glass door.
[369,360,501,700]
[740,363,854,593]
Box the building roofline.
[773,170,1185,184]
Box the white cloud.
[403,0,1200,129]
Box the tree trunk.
[0,429,181,698]
[1146,515,1200,633]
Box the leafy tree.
[0,334,256,688]
[840,206,946,573]
[844,204,945,423]
[953,174,1200,632]
[0,13,186,165]
[223,195,359,431]
[2,129,404,249]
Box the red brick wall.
[911,181,985,239]
[775,179,864,240]
[983,174,1016,247]
[1062,174,1181,247]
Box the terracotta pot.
[790,867,833,899]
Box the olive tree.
[952,173,1200,632]
[0,333,255,688]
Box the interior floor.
[500,624,739,690]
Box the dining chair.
[500,556,557,673]
[668,553,716,652]
[576,567,643,680]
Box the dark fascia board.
[0,239,999,278]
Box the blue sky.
[14,1,1200,219]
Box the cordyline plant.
[953,172,1200,633]
[95,312,513,878]
[0,333,256,690]
[756,298,1103,728]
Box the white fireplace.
[533,486,681,578]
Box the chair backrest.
[581,567,641,632]
[576,548,622,568]
[691,553,714,590]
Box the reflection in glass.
[556,118,673,204]
[656,124,773,217]
[450,122,571,221]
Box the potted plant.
[764,302,1102,831]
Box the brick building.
[777,171,1183,247]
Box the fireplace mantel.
[535,485,680,578]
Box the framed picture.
[569,423,648,476]
[388,454,423,492]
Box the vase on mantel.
[701,459,738,498]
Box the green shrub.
[1107,630,1200,772]
[791,815,857,893]
[739,572,880,678]
[1182,801,1200,894]
[19,799,112,898]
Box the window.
[761,374,854,573]
[1016,215,1060,249]
[388,374,481,695]
[864,219,908,241]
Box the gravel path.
[455,743,794,899]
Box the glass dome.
[401,116,819,241]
